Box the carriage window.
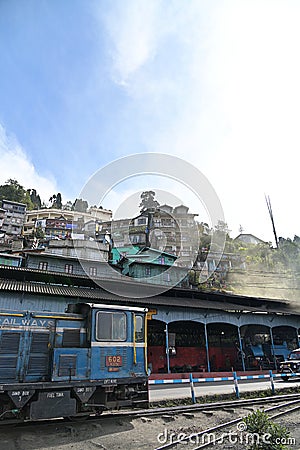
[135,315,144,342]
[96,312,126,341]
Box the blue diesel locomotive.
[0,303,148,421]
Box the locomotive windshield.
[96,311,127,341]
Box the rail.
[154,398,300,450]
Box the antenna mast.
[265,195,279,249]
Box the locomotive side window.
[135,315,144,342]
[96,312,126,341]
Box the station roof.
[0,265,297,316]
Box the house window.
[65,264,73,274]
[38,261,48,271]
[163,272,170,282]
[89,266,97,277]
[145,266,151,276]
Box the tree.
[210,220,231,252]
[55,193,62,209]
[73,198,88,212]
[27,189,41,210]
[0,179,26,203]
[214,220,231,234]
[63,201,73,211]
[49,193,62,209]
[35,225,45,239]
[139,191,160,212]
[0,179,34,209]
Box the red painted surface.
[148,346,166,373]
[169,347,207,370]
[148,345,239,374]
[208,347,238,371]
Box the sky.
[0,0,299,244]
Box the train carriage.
[0,303,148,422]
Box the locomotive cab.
[0,303,148,422]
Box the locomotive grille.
[62,329,81,347]
[58,354,77,377]
[27,355,48,375]
[121,347,127,367]
[0,332,21,353]
[26,332,50,378]
[0,332,20,380]
[30,332,49,352]
[100,350,106,371]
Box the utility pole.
[265,195,279,249]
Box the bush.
[243,409,291,449]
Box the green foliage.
[27,189,41,209]
[0,179,35,209]
[0,178,91,213]
[218,234,300,297]
[0,179,26,203]
[63,201,73,211]
[49,193,62,209]
[243,409,291,449]
[214,220,230,234]
[35,225,45,239]
[234,237,300,274]
[73,198,88,212]
[139,191,160,211]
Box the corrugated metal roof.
[0,264,297,315]
[0,277,296,315]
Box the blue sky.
[0,0,299,242]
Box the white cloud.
[103,0,164,83]
[0,123,59,204]
[102,1,300,242]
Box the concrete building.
[25,238,111,278]
[0,208,5,230]
[97,204,199,268]
[23,207,112,239]
[0,199,26,238]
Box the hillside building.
[23,207,112,239]
[0,199,26,239]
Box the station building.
[0,250,299,376]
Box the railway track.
[3,391,300,428]
[153,396,300,449]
